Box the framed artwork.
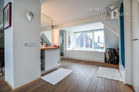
[3,2,12,30]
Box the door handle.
[132,39,139,41]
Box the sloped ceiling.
[41,0,120,26]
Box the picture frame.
[3,2,12,30]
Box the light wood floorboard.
[0,59,134,92]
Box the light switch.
[24,43,37,47]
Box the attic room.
[0,0,138,92]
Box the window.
[74,33,84,49]
[85,32,93,48]
[94,31,104,49]
[68,35,71,48]
[67,29,105,51]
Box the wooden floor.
[0,59,134,92]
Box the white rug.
[96,67,123,82]
[41,68,72,85]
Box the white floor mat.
[41,68,72,85]
[96,67,123,82]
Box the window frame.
[93,29,105,50]
[67,29,105,52]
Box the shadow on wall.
[0,0,4,48]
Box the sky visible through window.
[73,30,104,50]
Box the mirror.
[41,14,52,47]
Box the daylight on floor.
[0,0,138,92]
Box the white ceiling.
[41,0,120,26]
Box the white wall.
[4,0,14,88]
[119,0,132,86]
[132,41,139,92]
[107,19,119,29]
[104,26,119,49]
[64,50,105,62]
[5,0,41,89]
[118,0,139,91]
[122,0,132,85]
[64,25,119,63]
[132,0,139,91]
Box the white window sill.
[67,49,105,52]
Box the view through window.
[67,30,105,51]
